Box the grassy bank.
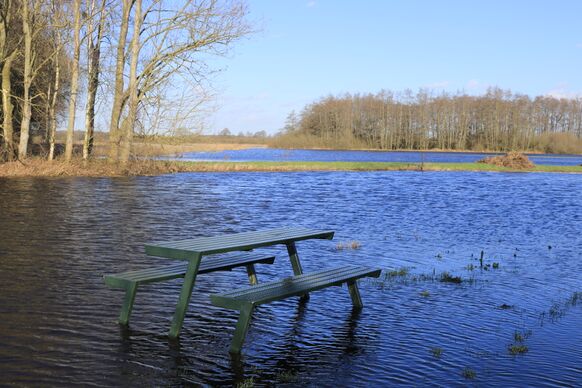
[172,161,582,173]
[2,159,580,177]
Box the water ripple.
[0,171,581,385]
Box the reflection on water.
[173,148,582,166]
[0,172,581,386]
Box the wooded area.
[0,0,250,163]
[277,88,582,153]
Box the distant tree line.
[278,88,582,153]
[1,0,251,164]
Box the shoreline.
[1,159,581,178]
[269,146,554,155]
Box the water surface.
[0,171,581,386]
[174,148,582,166]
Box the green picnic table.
[104,226,381,354]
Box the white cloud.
[424,81,449,89]
[466,79,480,89]
[306,1,316,8]
[545,85,582,99]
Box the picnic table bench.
[211,265,381,353]
[104,226,381,354]
[104,252,275,325]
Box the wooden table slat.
[145,227,334,259]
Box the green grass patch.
[169,161,582,173]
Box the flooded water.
[0,171,581,386]
[175,148,582,166]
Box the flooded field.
[175,148,582,166]
[0,171,581,386]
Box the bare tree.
[107,0,133,162]
[108,0,252,163]
[17,0,32,159]
[46,0,69,161]
[17,0,55,159]
[281,89,582,152]
[64,0,82,161]
[118,0,141,163]
[1,0,20,160]
[82,0,107,160]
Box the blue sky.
[208,0,582,135]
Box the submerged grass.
[508,344,529,355]
[276,370,299,383]
[236,377,255,388]
[461,367,477,379]
[430,347,443,358]
[440,272,463,284]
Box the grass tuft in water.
[420,290,430,297]
[513,329,532,343]
[277,370,299,383]
[461,367,477,379]
[569,291,582,306]
[508,344,529,355]
[440,272,462,284]
[388,267,410,277]
[430,347,443,358]
[237,377,255,388]
[499,303,513,310]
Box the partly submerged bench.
[104,252,275,325]
[210,265,381,353]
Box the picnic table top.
[144,226,335,260]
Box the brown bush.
[477,151,535,169]
[534,132,582,154]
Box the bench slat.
[211,265,381,309]
[104,253,275,289]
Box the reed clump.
[477,151,535,169]
[440,272,462,284]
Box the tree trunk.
[48,45,60,161]
[83,0,106,160]
[119,0,141,164]
[18,0,33,159]
[65,0,82,161]
[1,51,17,161]
[108,0,132,162]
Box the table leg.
[347,280,363,308]
[169,254,201,339]
[118,282,138,325]
[229,303,254,354]
[245,264,258,285]
[286,241,309,300]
